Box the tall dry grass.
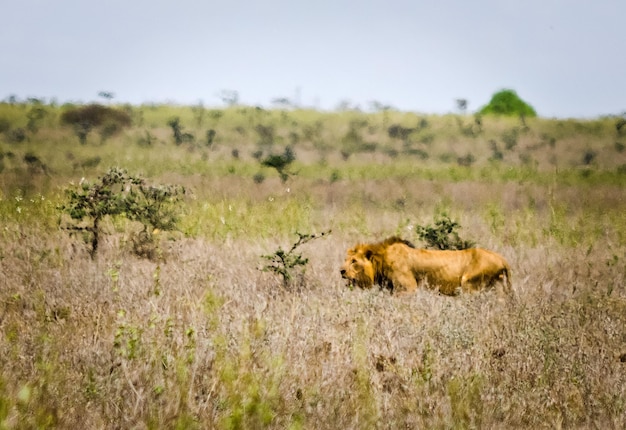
[1,103,625,428]
[1,177,625,429]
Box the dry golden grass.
[1,104,626,428]
[1,178,625,429]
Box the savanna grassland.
[1,100,626,429]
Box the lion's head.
[340,237,414,290]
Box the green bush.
[479,89,537,117]
[262,230,330,288]
[415,214,474,250]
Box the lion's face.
[340,246,375,289]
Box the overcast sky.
[1,0,624,118]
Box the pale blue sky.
[1,0,624,118]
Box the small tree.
[261,146,296,182]
[455,98,468,114]
[26,102,48,134]
[60,167,184,258]
[415,214,474,250]
[262,230,331,288]
[98,91,115,103]
[60,104,131,144]
[217,89,239,107]
[479,89,537,117]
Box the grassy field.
[1,101,626,428]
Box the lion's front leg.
[390,270,418,295]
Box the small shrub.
[489,140,504,161]
[415,214,474,250]
[167,117,194,145]
[457,153,476,167]
[262,230,331,288]
[26,104,48,134]
[388,124,413,140]
[341,125,364,153]
[253,172,266,184]
[0,150,15,174]
[23,152,48,174]
[519,152,535,166]
[255,124,275,147]
[419,133,435,145]
[616,118,626,135]
[206,129,217,147]
[582,150,596,165]
[7,128,26,143]
[502,128,519,150]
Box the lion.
[340,237,511,295]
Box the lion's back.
[472,248,510,270]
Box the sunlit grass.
[180,194,316,240]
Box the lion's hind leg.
[460,273,486,293]
[479,268,513,297]
[498,267,513,295]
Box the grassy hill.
[1,101,625,428]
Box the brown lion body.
[340,237,512,295]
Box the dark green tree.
[60,104,131,144]
[261,146,296,182]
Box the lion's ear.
[364,249,374,260]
